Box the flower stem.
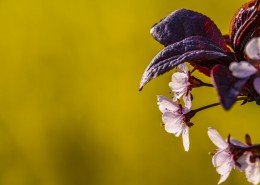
[193,97,248,113]
[201,83,213,87]
[185,97,248,120]
[184,102,220,121]
[192,102,221,113]
[190,68,196,74]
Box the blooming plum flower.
[157,95,192,151]
[229,37,260,97]
[169,64,192,109]
[245,37,260,96]
[140,1,260,185]
[208,128,248,184]
[208,128,235,184]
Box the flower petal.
[216,159,233,176]
[245,158,260,185]
[183,92,192,111]
[245,37,260,61]
[169,72,189,92]
[229,138,247,148]
[213,151,233,184]
[162,112,183,136]
[208,128,228,149]
[178,63,189,74]
[236,152,250,171]
[182,125,189,152]
[213,150,232,170]
[218,172,231,184]
[157,96,179,113]
[229,61,257,78]
[253,77,260,95]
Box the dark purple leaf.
[190,52,235,76]
[251,27,260,37]
[211,65,248,110]
[150,9,229,51]
[230,0,260,60]
[139,36,230,90]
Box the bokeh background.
[0,0,258,185]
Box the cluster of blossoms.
[158,39,260,184]
[157,63,211,152]
[139,0,260,184]
[157,39,260,184]
[208,128,260,185]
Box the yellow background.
[0,0,258,184]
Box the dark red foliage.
[139,36,232,90]
[230,0,260,60]
[140,0,260,109]
[139,9,232,90]
[150,9,229,51]
[211,65,248,109]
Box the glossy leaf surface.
[139,36,229,90]
[150,9,229,51]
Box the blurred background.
[0,0,257,184]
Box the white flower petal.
[182,125,189,152]
[213,150,232,171]
[218,172,231,184]
[253,77,260,95]
[229,138,247,148]
[157,96,179,113]
[214,151,233,184]
[245,37,260,61]
[215,153,233,184]
[172,90,185,101]
[245,158,260,185]
[169,72,189,92]
[229,61,257,78]
[178,63,189,74]
[183,92,192,111]
[235,152,250,171]
[208,128,228,149]
[162,112,183,136]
